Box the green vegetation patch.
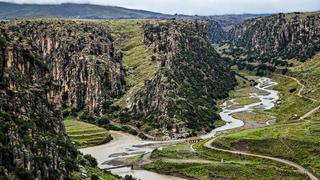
[64,119,111,148]
[269,75,318,122]
[151,143,196,159]
[212,119,320,177]
[231,111,273,122]
[213,119,226,129]
[226,97,260,110]
[144,160,307,180]
[234,97,260,106]
[147,140,308,179]
[128,153,144,163]
[108,20,160,108]
[291,52,320,100]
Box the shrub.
[91,174,99,180]
[97,117,110,126]
[138,133,148,140]
[123,175,137,180]
[84,154,97,167]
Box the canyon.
[0,7,319,180]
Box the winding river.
[80,77,279,180]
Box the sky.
[4,0,320,15]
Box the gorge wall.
[228,12,320,61]
[0,21,78,179]
[5,20,126,113]
[129,20,236,138]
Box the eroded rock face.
[0,25,77,179]
[228,13,320,61]
[0,20,126,179]
[4,20,125,113]
[130,20,236,137]
[207,20,227,44]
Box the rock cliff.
[207,20,227,44]
[129,20,236,138]
[0,22,77,179]
[3,20,126,113]
[228,12,320,61]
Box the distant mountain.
[0,2,172,19]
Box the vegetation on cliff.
[127,20,236,138]
[228,12,320,62]
[0,25,78,178]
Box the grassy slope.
[231,111,272,122]
[291,52,320,100]
[0,2,168,19]
[146,142,307,179]
[64,119,111,148]
[108,20,160,108]
[267,75,318,122]
[212,74,320,177]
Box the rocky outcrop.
[207,20,227,44]
[129,20,236,138]
[0,25,77,179]
[0,20,127,179]
[228,13,320,61]
[4,20,125,113]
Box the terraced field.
[64,119,112,148]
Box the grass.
[145,160,307,180]
[64,119,111,148]
[267,75,318,122]
[231,111,273,122]
[234,97,260,106]
[151,143,196,159]
[213,119,226,128]
[291,52,320,100]
[128,153,144,163]
[212,116,320,177]
[87,167,118,180]
[147,141,308,179]
[230,86,269,98]
[108,20,160,108]
[226,97,261,110]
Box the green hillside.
[0,2,170,19]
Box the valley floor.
[64,70,320,179]
[141,74,320,180]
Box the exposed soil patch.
[231,141,249,152]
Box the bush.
[91,174,99,180]
[84,154,97,167]
[16,169,33,180]
[97,117,109,126]
[128,129,138,136]
[123,175,137,180]
[105,124,121,131]
[70,108,78,117]
[119,112,130,123]
[138,133,148,140]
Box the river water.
[80,77,279,180]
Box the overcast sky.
[4,0,320,15]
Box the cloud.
[5,0,320,15]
